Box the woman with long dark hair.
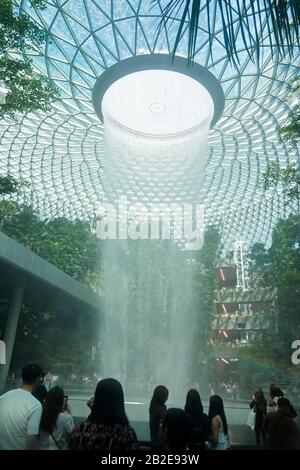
[69,378,139,450]
[208,395,230,450]
[184,389,211,450]
[149,385,169,447]
[40,386,74,450]
[269,384,284,407]
[250,388,267,446]
[269,383,297,417]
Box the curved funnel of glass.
[92,55,225,397]
[93,55,225,205]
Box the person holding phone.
[40,387,74,450]
[249,388,267,446]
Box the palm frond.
[235,0,256,62]
[153,0,300,66]
[205,0,213,64]
[249,0,262,63]
[188,0,201,64]
[152,0,189,58]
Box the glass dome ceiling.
[0,0,299,251]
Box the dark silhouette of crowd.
[0,364,299,451]
[249,384,298,450]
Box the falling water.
[97,69,215,401]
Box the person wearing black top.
[184,389,211,450]
[250,388,267,446]
[149,385,169,447]
[159,408,191,451]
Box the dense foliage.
[278,79,300,145]
[0,0,59,118]
[0,175,101,284]
[231,161,300,387]
[259,162,299,211]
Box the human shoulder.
[26,392,42,410]
[2,387,24,398]
[57,412,73,424]
[0,388,16,401]
[56,412,73,432]
[212,415,221,427]
[213,414,221,421]
[151,404,166,419]
[4,388,40,408]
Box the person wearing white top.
[208,395,230,450]
[39,386,74,450]
[0,364,44,450]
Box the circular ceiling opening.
[92,54,225,129]
[101,69,215,137]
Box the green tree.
[192,226,220,341]
[0,174,28,196]
[191,226,220,391]
[268,214,300,283]
[0,0,59,118]
[247,213,300,372]
[33,217,101,283]
[0,201,42,243]
[0,203,101,284]
[0,174,32,231]
[248,242,270,270]
[277,270,300,351]
[259,162,299,212]
[268,213,299,353]
[278,78,300,145]
[0,174,101,285]
[235,335,283,387]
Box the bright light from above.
[102,70,214,137]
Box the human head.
[40,386,64,433]
[209,395,228,435]
[21,364,44,391]
[159,408,191,450]
[209,394,225,417]
[185,389,203,415]
[90,378,128,426]
[254,388,265,399]
[270,383,284,399]
[278,397,290,409]
[277,397,295,418]
[149,385,169,412]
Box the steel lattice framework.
[0,0,299,251]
